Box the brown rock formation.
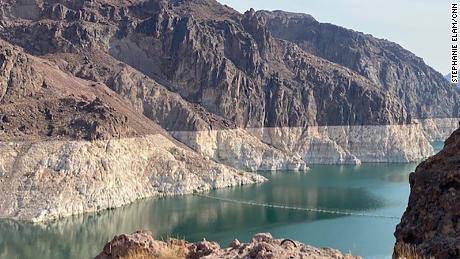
[96,231,360,259]
[0,38,170,141]
[0,38,266,222]
[258,10,460,119]
[394,127,460,258]
[0,0,457,131]
[0,0,459,220]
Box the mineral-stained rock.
[0,134,265,222]
[96,231,361,259]
[0,37,265,222]
[394,127,460,258]
[0,0,458,169]
[1,0,460,222]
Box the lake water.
[431,140,444,154]
[0,162,423,259]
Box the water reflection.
[0,163,416,259]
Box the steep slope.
[0,0,410,127]
[108,6,410,128]
[394,127,460,258]
[444,73,459,88]
[258,10,460,119]
[0,0,456,165]
[0,39,265,222]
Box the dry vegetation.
[393,242,433,259]
[122,239,188,259]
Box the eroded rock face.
[0,0,458,130]
[394,127,460,258]
[0,134,265,222]
[0,38,265,222]
[0,0,457,169]
[258,10,460,119]
[96,231,361,259]
[0,0,459,225]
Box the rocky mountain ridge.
[2,0,455,129]
[0,0,457,168]
[260,10,460,119]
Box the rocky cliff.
[0,0,458,169]
[0,39,265,222]
[1,0,460,221]
[96,231,360,259]
[394,127,460,258]
[259,10,460,119]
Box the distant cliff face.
[394,127,460,258]
[0,0,458,167]
[259,10,460,119]
[445,73,459,88]
[106,5,409,128]
[2,0,457,131]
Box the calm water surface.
[431,140,444,154]
[0,163,418,259]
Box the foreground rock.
[96,231,360,259]
[394,128,460,258]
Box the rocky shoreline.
[96,231,360,259]
[174,118,460,167]
[0,1,458,255]
[2,118,457,222]
[0,135,265,222]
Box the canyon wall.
[0,0,457,171]
[173,118,460,166]
[0,0,459,224]
[0,39,264,222]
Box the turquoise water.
[0,163,417,259]
[432,140,444,154]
